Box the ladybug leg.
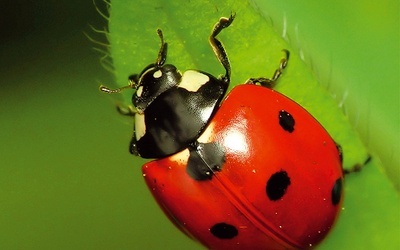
[186,141,226,180]
[336,142,372,175]
[246,49,290,88]
[209,13,236,84]
[343,155,372,175]
[129,134,139,156]
[335,142,344,164]
[115,104,136,116]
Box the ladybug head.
[129,29,182,113]
[130,63,181,113]
[99,29,182,113]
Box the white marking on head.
[178,70,209,92]
[153,70,162,78]
[135,113,146,140]
[136,86,143,97]
[137,67,156,85]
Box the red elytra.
[142,84,344,249]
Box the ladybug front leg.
[336,142,372,175]
[343,155,372,174]
[209,13,235,84]
[246,49,290,89]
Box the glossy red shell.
[142,84,344,249]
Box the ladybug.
[102,14,346,249]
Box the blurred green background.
[0,0,398,249]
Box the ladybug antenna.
[99,82,133,94]
[99,75,137,94]
[156,29,168,66]
[100,29,168,95]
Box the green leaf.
[108,0,399,249]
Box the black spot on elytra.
[266,170,291,201]
[279,110,295,133]
[210,223,238,239]
[331,178,343,205]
